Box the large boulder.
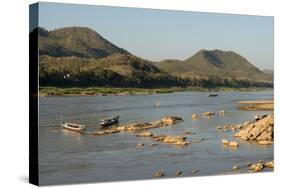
[234,115,273,145]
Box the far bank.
[39,86,273,97]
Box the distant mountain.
[31,27,272,88]
[38,27,129,58]
[157,49,272,81]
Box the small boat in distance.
[207,94,218,97]
[61,122,86,132]
[99,115,119,127]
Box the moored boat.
[61,122,86,132]
[99,115,119,127]
[208,94,218,97]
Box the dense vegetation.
[33,27,273,90]
[38,27,129,58]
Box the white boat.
[61,122,86,132]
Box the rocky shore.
[234,114,274,145]
[91,116,183,135]
[86,112,274,177]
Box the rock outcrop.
[154,170,165,177]
[234,115,274,145]
[221,139,238,147]
[152,135,190,146]
[202,111,215,116]
[91,116,183,136]
[249,160,274,172]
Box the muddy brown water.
[38,91,273,185]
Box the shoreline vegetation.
[39,86,273,96]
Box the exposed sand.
[237,100,273,111]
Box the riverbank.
[39,86,272,96]
[237,100,274,111]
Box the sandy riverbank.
[237,100,273,111]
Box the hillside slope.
[157,49,272,81]
[30,27,273,88]
[38,27,129,58]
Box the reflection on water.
[39,91,273,185]
[61,129,82,140]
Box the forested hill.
[32,27,273,88]
[157,49,272,81]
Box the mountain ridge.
[32,27,273,88]
[38,26,130,58]
[157,49,272,81]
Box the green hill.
[31,27,272,89]
[157,49,272,81]
[38,27,129,58]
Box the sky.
[35,2,274,70]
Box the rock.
[137,131,153,137]
[202,111,215,116]
[236,124,243,129]
[95,116,184,136]
[163,135,186,143]
[257,140,273,145]
[234,124,255,138]
[250,163,264,172]
[176,170,182,176]
[192,114,198,119]
[243,121,251,126]
[234,115,274,144]
[217,126,222,130]
[136,142,144,148]
[116,126,127,131]
[219,110,226,115]
[264,160,274,168]
[152,135,190,146]
[232,165,240,170]
[154,170,165,177]
[256,126,273,141]
[191,169,199,174]
[221,139,229,145]
[229,141,239,147]
[176,140,190,145]
[240,135,249,141]
[255,114,267,121]
[161,116,183,124]
[92,129,120,135]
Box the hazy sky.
[37,2,274,70]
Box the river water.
[38,91,273,185]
